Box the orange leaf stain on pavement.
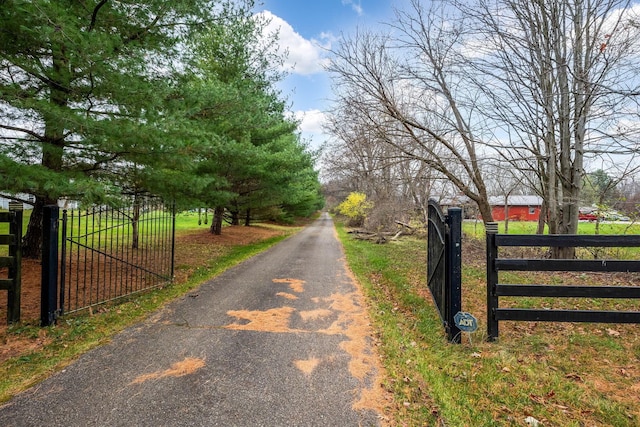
[276,292,298,300]
[294,357,321,376]
[272,278,305,293]
[223,273,389,419]
[298,309,333,322]
[130,357,206,385]
[225,307,300,333]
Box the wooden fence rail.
[0,202,23,324]
[486,223,640,341]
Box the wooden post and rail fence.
[486,222,640,340]
[0,202,23,324]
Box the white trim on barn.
[489,195,543,207]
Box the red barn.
[489,195,543,221]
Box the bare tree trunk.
[231,209,240,226]
[23,33,69,259]
[211,206,224,235]
[22,197,55,259]
[131,196,141,249]
[536,200,547,235]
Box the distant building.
[0,193,35,210]
[489,195,543,221]
[0,194,79,210]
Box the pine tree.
[0,0,217,257]
[183,6,323,233]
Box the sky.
[255,0,406,150]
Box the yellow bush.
[337,192,372,226]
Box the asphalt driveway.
[0,212,384,426]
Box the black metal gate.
[41,197,175,324]
[427,199,462,342]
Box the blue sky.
[255,1,406,149]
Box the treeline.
[323,0,640,258]
[0,0,324,257]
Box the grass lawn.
[463,218,640,237]
[336,219,640,426]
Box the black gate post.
[486,222,499,341]
[445,208,462,343]
[170,202,176,279]
[41,205,59,326]
[7,202,23,324]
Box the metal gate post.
[486,222,499,341]
[170,202,176,279]
[7,202,23,324]
[445,208,462,343]
[41,205,59,326]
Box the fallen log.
[395,220,413,229]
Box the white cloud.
[295,109,327,135]
[342,0,363,16]
[258,11,331,75]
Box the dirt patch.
[0,258,42,324]
[173,226,284,283]
[130,357,206,384]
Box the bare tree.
[460,0,640,256]
[484,159,534,232]
[323,100,436,228]
[326,0,640,258]
[326,8,496,224]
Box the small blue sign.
[454,311,478,333]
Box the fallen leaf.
[565,373,583,382]
[607,329,621,337]
[529,394,545,404]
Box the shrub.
[336,192,372,227]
